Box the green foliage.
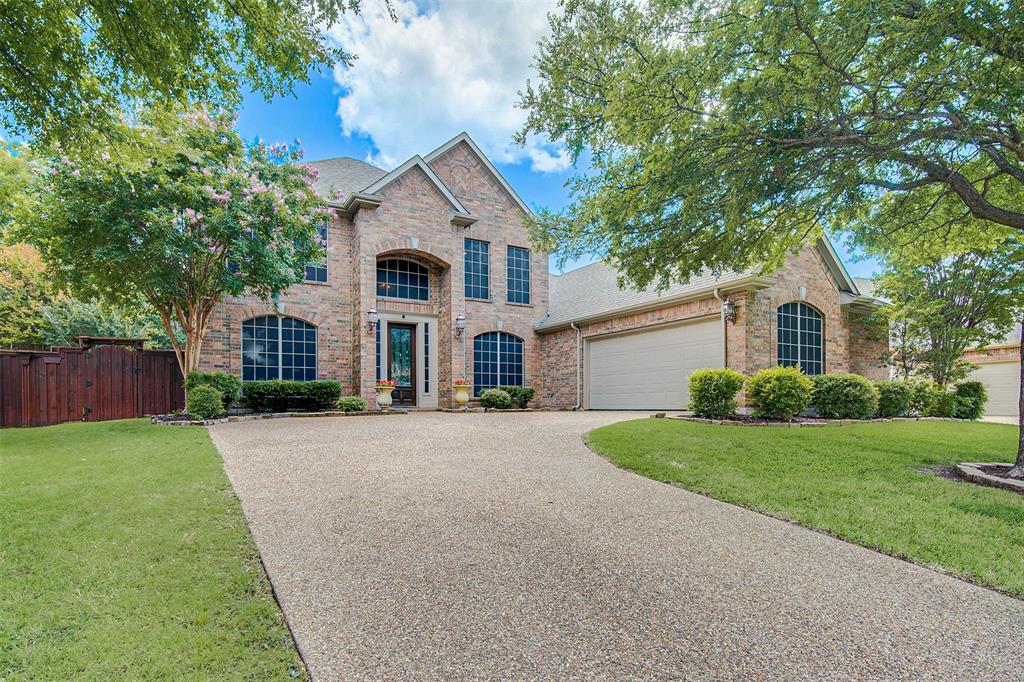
[874,380,913,418]
[479,388,513,410]
[811,374,880,420]
[336,396,367,412]
[908,379,938,416]
[0,0,364,147]
[873,243,1024,385]
[242,380,341,412]
[38,296,181,349]
[519,0,1023,291]
[498,385,536,409]
[19,106,324,376]
[746,366,813,420]
[185,372,241,410]
[186,384,224,420]
[929,389,957,418]
[952,381,988,420]
[688,368,745,419]
[0,243,51,345]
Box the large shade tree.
[0,0,385,146]
[18,107,326,376]
[519,0,1024,472]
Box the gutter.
[571,322,582,410]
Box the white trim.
[363,155,471,215]
[378,312,438,409]
[815,236,858,295]
[424,132,534,216]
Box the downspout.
[713,288,727,368]
[570,321,582,410]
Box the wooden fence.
[0,343,184,427]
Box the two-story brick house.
[199,132,887,411]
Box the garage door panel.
[587,319,721,410]
[969,361,1020,417]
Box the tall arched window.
[242,316,317,381]
[473,332,524,395]
[377,258,429,301]
[777,302,823,375]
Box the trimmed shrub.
[929,387,956,417]
[498,385,536,409]
[811,373,879,419]
[952,381,987,420]
[479,388,513,410]
[186,384,224,420]
[185,371,241,410]
[908,379,938,416]
[874,380,913,417]
[336,396,367,412]
[746,366,813,420]
[241,380,342,412]
[688,368,746,419]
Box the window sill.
[466,297,492,304]
[302,280,331,287]
[506,301,533,308]
[377,296,431,305]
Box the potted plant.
[453,378,472,410]
[375,379,396,411]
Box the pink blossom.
[101,153,111,161]
[70,169,80,177]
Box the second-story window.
[377,258,429,301]
[506,245,530,304]
[304,221,328,283]
[464,238,489,300]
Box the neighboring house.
[199,132,887,410]
[965,328,1021,418]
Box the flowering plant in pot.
[453,378,472,409]
[375,379,396,411]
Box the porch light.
[455,313,466,339]
[722,299,737,325]
[367,308,379,332]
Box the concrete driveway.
[209,412,1024,680]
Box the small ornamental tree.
[21,107,325,377]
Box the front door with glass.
[388,324,417,406]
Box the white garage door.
[970,361,1020,417]
[587,318,722,410]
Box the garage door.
[587,318,722,410]
[970,361,1020,417]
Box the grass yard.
[0,419,304,680]
[587,419,1024,597]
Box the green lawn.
[0,419,304,680]
[587,419,1024,597]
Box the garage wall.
[969,361,1020,418]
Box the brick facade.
[199,134,887,410]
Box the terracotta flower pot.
[454,383,471,409]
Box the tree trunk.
[1007,314,1024,478]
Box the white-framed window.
[304,221,328,283]
[377,258,429,301]
[507,245,530,304]
[777,302,823,375]
[472,331,523,396]
[241,315,317,381]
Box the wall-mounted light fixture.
[367,307,379,332]
[722,299,737,325]
[455,313,466,339]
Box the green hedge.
[497,385,535,409]
[186,384,224,420]
[874,380,913,417]
[185,371,241,410]
[811,373,879,419]
[479,388,513,410]
[952,381,987,420]
[242,380,342,412]
[336,396,367,412]
[908,379,938,416]
[688,368,745,419]
[746,366,813,420]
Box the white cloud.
[328,0,569,173]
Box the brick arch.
[373,239,452,270]
[239,305,324,328]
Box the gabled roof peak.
[424,132,533,216]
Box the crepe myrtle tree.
[21,107,326,377]
[518,0,1024,290]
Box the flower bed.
[151,410,406,426]
[670,415,973,427]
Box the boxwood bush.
[929,387,956,417]
[908,378,938,416]
[811,373,879,419]
[498,385,535,409]
[186,384,224,420]
[874,380,913,417]
[336,396,367,412]
[184,371,241,410]
[479,388,513,410]
[952,381,987,420]
[688,368,745,419]
[745,366,813,420]
[242,380,342,412]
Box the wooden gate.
[0,342,184,427]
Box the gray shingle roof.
[305,157,387,202]
[539,260,756,329]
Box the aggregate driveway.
[209,412,1024,681]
